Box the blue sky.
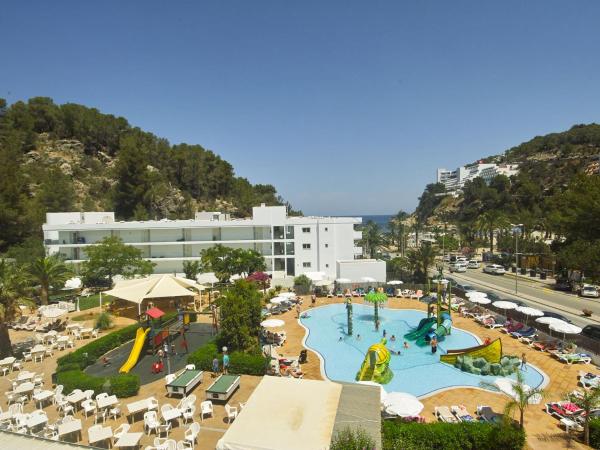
[2,1,600,215]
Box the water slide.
[440,338,502,365]
[404,317,436,341]
[416,318,452,347]
[119,327,150,374]
[355,340,393,384]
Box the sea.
[356,214,393,231]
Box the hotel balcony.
[353,231,362,240]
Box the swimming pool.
[300,303,548,398]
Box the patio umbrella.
[492,301,518,310]
[383,392,424,417]
[357,381,388,403]
[335,278,351,284]
[63,277,82,290]
[269,297,287,304]
[549,322,582,341]
[261,319,285,328]
[361,276,377,283]
[387,280,403,285]
[314,279,333,287]
[494,378,541,404]
[516,306,544,324]
[535,316,568,326]
[470,297,491,305]
[465,291,487,299]
[278,292,297,298]
[197,272,219,284]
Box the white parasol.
[492,301,518,310]
[336,278,352,284]
[470,297,491,305]
[360,276,377,283]
[516,306,544,317]
[549,322,582,336]
[269,297,287,304]
[383,392,424,417]
[535,316,569,326]
[357,380,388,403]
[387,280,403,285]
[278,292,297,298]
[63,277,82,290]
[40,307,67,319]
[314,279,333,287]
[260,319,285,328]
[494,378,541,404]
[465,291,487,299]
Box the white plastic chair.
[185,364,195,370]
[94,408,107,424]
[110,402,122,420]
[184,422,200,446]
[157,421,172,438]
[177,441,193,450]
[182,405,195,423]
[81,399,96,418]
[144,410,160,435]
[200,400,213,421]
[114,423,130,440]
[225,404,238,423]
[148,397,159,411]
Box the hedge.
[590,418,600,449]
[382,421,526,450]
[55,323,142,398]
[187,341,268,376]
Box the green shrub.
[187,341,267,376]
[589,418,600,449]
[331,427,375,450]
[109,374,141,397]
[95,312,113,330]
[382,421,525,450]
[55,370,140,398]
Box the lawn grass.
[72,312,101,322]
[78,294,113,311]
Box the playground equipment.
[440,338,502,365]
[119,327,150,373]
[355,338,393,384]
[145,307,192,354]
[404,273,453,347]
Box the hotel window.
[285,242,295,255]
[302,227,311,233]
[303,262,311,268]
[324,227,328,231]
[325,244,328,248]
[325,264,329,268]
[302,243,311,250]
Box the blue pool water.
[300,303,547,398]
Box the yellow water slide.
[119,327,150,373]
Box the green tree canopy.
[82,236,154,286]
[216,280,262,352]
[0,261,34,357]
[200,245,266,283]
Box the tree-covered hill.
[0,97,299,252]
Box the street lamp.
[511,224,523,294]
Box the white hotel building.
[43,204,386,282]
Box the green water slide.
[416,318,452,346]
[404,317,436,341]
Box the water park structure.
[355,338,393,383]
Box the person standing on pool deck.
[223,351,230,374]
[521,353,527,371]
[212,357,219,376]
[431,336,438,354]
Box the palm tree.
[568,387,600,445]
[481,369,545,429]
[408,242,437,282]
[361,221,385,259]
[475,211,511,253]
[364,291,387,330]
[28,255,73,305]
[0,261,33,357]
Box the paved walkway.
[278,295,595,450]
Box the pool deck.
[278,294,595,450]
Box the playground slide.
[119,327,150,374]
[404,317,436,340]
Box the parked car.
[541,311,573,324]
[467,260,480,269]
[483,264,506,275]
[442,255,451,262]
[457,256,468,263]
[580,284,600,299]
[449,262,467,273]
[582,324,600,341]
[554,280,572,292]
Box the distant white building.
[436,163,519,192]
[42,205,382,281]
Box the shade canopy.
[470,297,491,305]
[516,306,544,317]
[145,307,165,319]
[492,301,518,310]
[383,392,424,417]
[387,280,403,285]
[104,274,204,305]
[549,322,582,335]
[216,377,342,450]
[260,319,285,328]
[335,278,351,284]
[314,279,333,287]
[63,277,82,290]
[40,306,67,319]
[360,276,377,283]
[197,272,219,284]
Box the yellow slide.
[119,327,150,373]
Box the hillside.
[415,123,600,227]
[0,97,298,252]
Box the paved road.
[443,267,600,328]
